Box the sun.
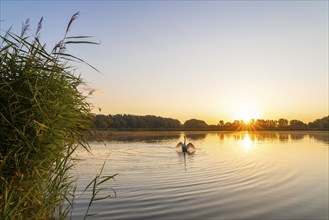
[232,100,261,123]
[236,111,254,123]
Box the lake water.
[70,131,328,219]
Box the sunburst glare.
[232,100,261,123]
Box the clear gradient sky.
[1,1,328,124]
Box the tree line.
[94,114,329,131]
[94,114,182,130]
[218,117,328,130]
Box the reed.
[0,13,108,219]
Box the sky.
[1,0,328,124]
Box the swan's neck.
[184,137,186,146]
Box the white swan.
[176,136,195,153]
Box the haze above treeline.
[94,114,329,131]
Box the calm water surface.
[70,131,328,219]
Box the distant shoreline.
[94,114,329,132]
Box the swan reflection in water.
[176,136,196,171]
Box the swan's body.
[176,136,195,153]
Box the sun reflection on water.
[240,132,256,151]
[72,131,329,219]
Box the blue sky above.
[1,1,328,124]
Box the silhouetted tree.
[184,119,208,129]
[255,119,266,129]
[278,118,289,129]
[289,119,307,130]
[308,116,329,130]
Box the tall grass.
[0,13,108,219]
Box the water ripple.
[71,132,329,220]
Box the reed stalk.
[0,13,109,219]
